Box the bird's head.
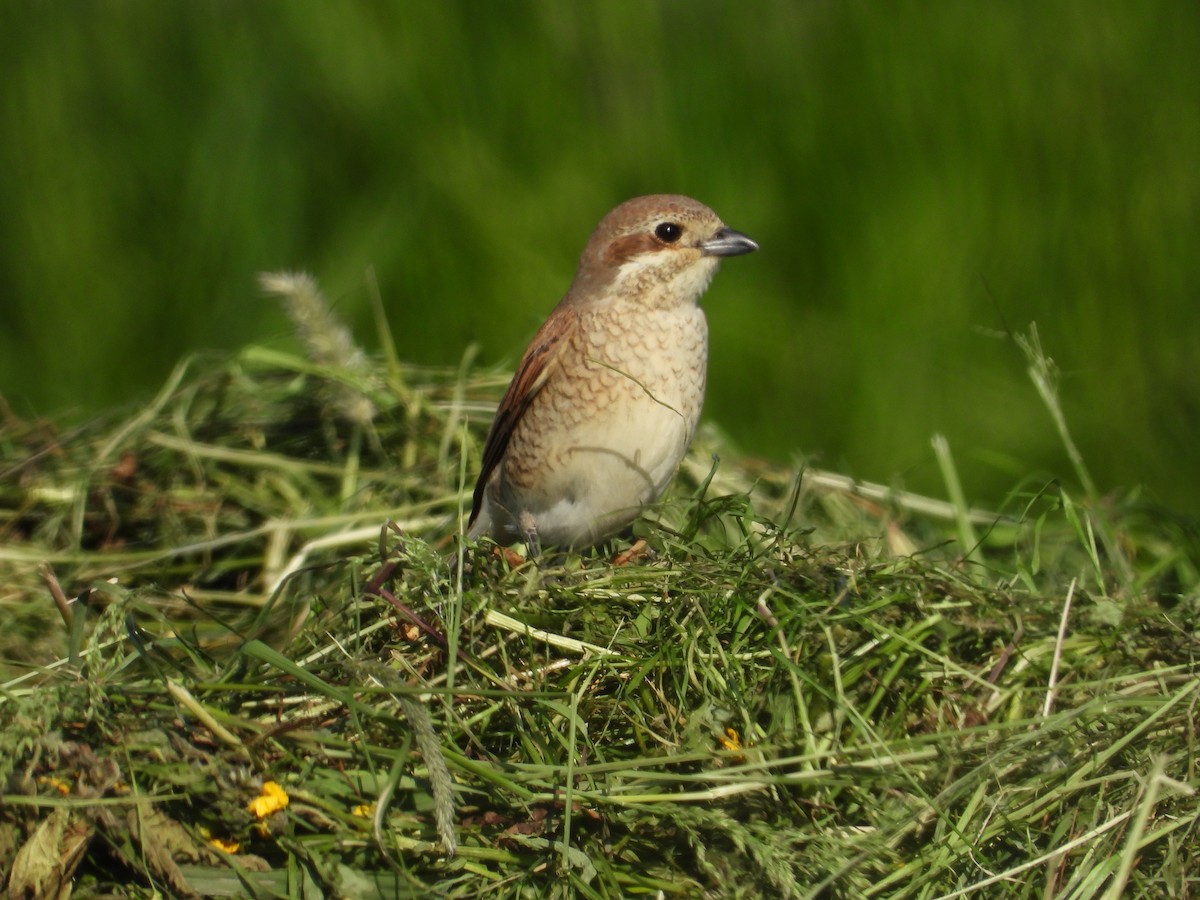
[568,194,758,309]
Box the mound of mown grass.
[2,294,1197,897]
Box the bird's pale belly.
[525,398,694,545]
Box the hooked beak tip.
[701,227,759,258]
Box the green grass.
[2,282,1198,897]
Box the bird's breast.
[505,304,708,498]
[573,303,708,436]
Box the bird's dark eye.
[654,221,683,243]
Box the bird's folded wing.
[469,308,575,526]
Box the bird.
[467,194,758,551]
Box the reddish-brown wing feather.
[469,308,577,527]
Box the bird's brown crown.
[588,194,723,266]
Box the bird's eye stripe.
[654,222,683,243]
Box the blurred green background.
[2,3,1197,512]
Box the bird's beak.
[701,227,759,257]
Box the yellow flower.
[209,836,241,854]
[38,776,71,796]
[718,727,742,753]
[352,804,374,818]
[248,781,290,819]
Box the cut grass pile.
[1,299,1198,897]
